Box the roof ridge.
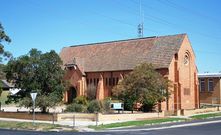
[67,33,186,48]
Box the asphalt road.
[1,118,221,135]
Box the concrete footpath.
[0,116,129,127]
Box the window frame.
[200,79,205,92]
[208,78,214,92]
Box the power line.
[79,5,159,35]
[129,0,221,41]
[130,0,176,27]
[159,0,220,24]
[21,0,134,40]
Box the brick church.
[60,33,199,111]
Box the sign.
[110,103,124,110]
[30,92,37,101]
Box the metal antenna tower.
[138,0,144,38]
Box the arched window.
[184,52,190,65]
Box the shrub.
[87,100,101,113]
[141,100,156,112]
[101,98,111,113]
[65,103,87,112]
[73,96,88,106]
[0,88,2,97]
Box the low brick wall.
[97,112,163,122]
[57,113,96,121]
[183,107,219,116]
[0,112,57,121]
[57,112,164,122]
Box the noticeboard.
[110,103,124,110]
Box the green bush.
[101,98,111,113]
[65,103,87,112]
[0,88,2,96]
[87,100,101,113]
[141,100,156,112]
[73,96,88,106]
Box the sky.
[0,0,221,73]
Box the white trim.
[198,73,221,78]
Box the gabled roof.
[198,73,221,78]
[60,33,186,73]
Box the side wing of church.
[60,33,199,111]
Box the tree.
[0,23,11,96]
[5,49,66,113]
[0,23,12,62]
[112,63,170,112]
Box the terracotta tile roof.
[60,33,186,72]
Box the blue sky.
[0,0,221,73]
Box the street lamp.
[30,92,37,126]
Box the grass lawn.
[0,121,77,132]
[190,112,221,119]
[89,117,186,130]
[0,121,58,131]
[0,91,9,105]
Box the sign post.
[30,92,37,126]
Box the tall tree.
[112,63,170,112]
[0,23,11,62]
[0,23,11,96]
[5,49,66,113]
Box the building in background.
[60,33,199,111]
[198,73,221,105]
[0,80,14,91]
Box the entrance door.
[68,87,77,103]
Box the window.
[200,79,205,92]
[90,78,92,84]
[208,79,214,91]
[183,52,190,65]
[97,78,99,85]
[109,78,112,86]
[116,77,119,84]
[106,78,108,86]
[86,79,89,85]
[184,54,189,65]
[113,78,115,85]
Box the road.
[1,118,221,135]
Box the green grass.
[0,121,77,131]
[89,118,186,130]
[190,112,221,119]
[0,91,9,105]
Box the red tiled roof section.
[60,34,186,72]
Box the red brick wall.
[166,35,199,110]
[199,77,221,104]
[85,71,130,99]
[63,35,199,111]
